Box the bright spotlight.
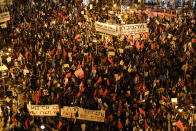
[6,52,9,55]
[113,4,117,8]
[178,109,183,112]
[8,48,11,51]
[40,125,45,130]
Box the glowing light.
[40,125,45,129]
[113,4,117,8]
[178,109,183,112]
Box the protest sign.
[61,106,105,122]
[95,22,119,36]
[27,104,59,116]
[120,23,149,35]
[0,12,10,23]
[171,98,178,103]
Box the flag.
[89,53,92,61]
[77,63,81,69]
[51,48,55,54]
[73,45,77,52]
[108,57,113,64]
[56,50,59,55]
[118,119,123,129]
[118,103,122,112]
[67,124,69,131]
[30,45,32,51]
[82,57,85,67]
[105,43,108,48]
[48,80,51,87]
[151,44,155,50]
[81,87,85,93]
[130,40,134,46]
[137,90,140,95]
[25,119,28,129]
[145,119,148,130]
[144,57,146,64]
[176,120,184,130]
[191,47,195,53]
[139,108,145,116]
[139,83,142,88]
[94,89,97,98]
[77,92,81,98]
[140,42,144,50]
[135,40,140,50]
[63,49,67,58]
[80,81,84,87]
[36,89,41,104]
[181,79,184,87]
[66,72,72,78]
[107,79,110,86]
[92,65,95,71]
[103,89,108,97]
[74,35,79,40]
[96,77,102,84]
[113,95,116,101]
[59,12,63,17]
[25,52,28,59]
[57,93,59,99]
[100,88,103,95]
[143,83,146,90]
[79,73,84,79]
[110,114,113,121]
[110,36,113,42]
[157,108,160,114]
[120,72,123,78]
[62,39,64,45]
[133,112,138,120]
[58,121,62,129]
[151,109,154,116]
[12,116,16,125]
[162,95,169,102]
[159,26,163,33]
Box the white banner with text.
[0,12,10,23]
[120,23,149,35]
[61,106,105,122]
[27,104,59,116]
[95,22,119,36]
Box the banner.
[27,104,59,116]
[61,106,105,122]
[95,22,119,36]
[0,12,10,23]
[120,23,149,35]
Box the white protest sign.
[171,98,177,103]
[27,104,59,116]
[120,23,149,35]
[61,106,105,122]
[95,22,119,36]
[0,12,10,23]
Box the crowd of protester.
[0,0,195,130]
